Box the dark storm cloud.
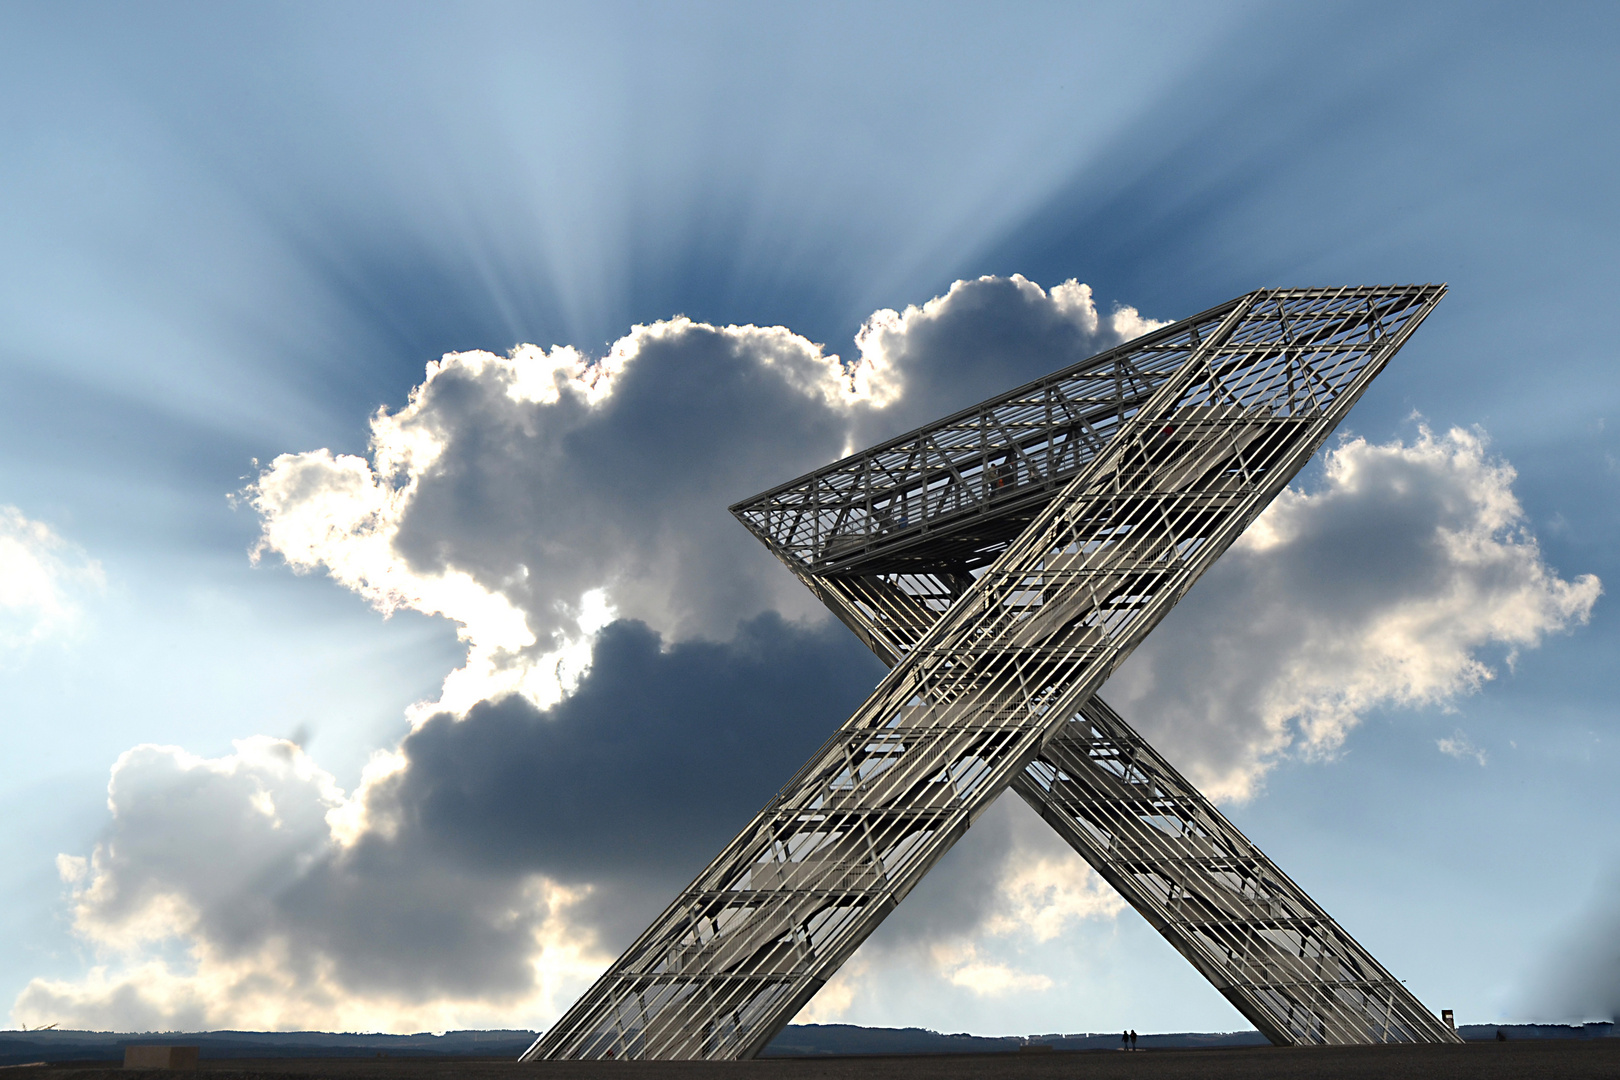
[19,732,572,1025]
[18,612,882,1028]
[370,614,884,944]
[247,276,1154,720]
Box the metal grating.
[733,287,1440,579]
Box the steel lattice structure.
[524,285,1459,1061]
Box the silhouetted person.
[1130,1029,1138,1050]
[1496,1029,1507,1041]
[1121,1030,1129,1050]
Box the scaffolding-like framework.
[524,285,1459,1060]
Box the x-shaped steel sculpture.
[525,285,1460,1060]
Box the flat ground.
[22,1042,1620,1080]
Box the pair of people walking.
[1120,1029,1138,1050]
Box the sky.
[2,0,1618,1039]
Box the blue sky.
[2,0,1618,1036]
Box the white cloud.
[245,276,1149,722]
[1436,728,1487,766]
[796,795,1125,1020]
[931,942,1054,997]
[0,505,103,651]
[33,286,1601,1038]
[12,739,609,1033]
[795,956,869,1024]
[982,851,1126,943]
[1105,425,1601,801]
[29,277,1156,1033]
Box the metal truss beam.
[1016,699,1453,1045]
[801,569,1456,1046]
[524,286,1456,1061]
[804,572,1456,1046]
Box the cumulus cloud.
[0,505,102,652]
[932,942,1054,997]
[848,276,1163,443]
[800,422,1600,1017]
[1104,425,1601,801]
[27,276,1159,1033]
[14,736,603,1033]
[16,612,1120,1031]
[14,615,882,1032]
[1436,728,1487,766]
[915,802,1123,1000]
[244,276,1155,719]
[32,282,1599,1037]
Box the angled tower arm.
[800,551,1456,1046]
[1015,698,1455,1044]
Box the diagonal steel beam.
[1018,699,1455,1045]
[524,286,1455,1061]
[803,574,1456,1045]
[787,422,1455,1042]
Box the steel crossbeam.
[523,286,1457,1061]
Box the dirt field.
[22,1041,1620,1080]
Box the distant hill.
[2,1021,1612,1065]
[1458,1022,1616,1042]
[0,1030,535,1066]
[759,1025,1269,1055]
